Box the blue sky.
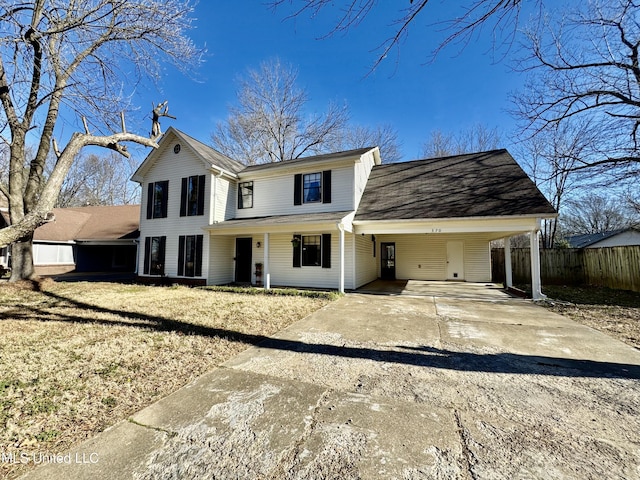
[138,1,528,162]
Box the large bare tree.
[0,1,200,280]
[515,0,640,182]
[562,193,640,236]
[212,58,349,164]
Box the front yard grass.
[541,284,640,350]
[0,280,334,479]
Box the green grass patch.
[200,285,342,300]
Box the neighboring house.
[0,209,9,272]
[31,205,140,275]
[565,227,640,248]
[132,127,557,298]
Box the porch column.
[529,230,545,300]
[338,223,345,294]
[263,233,270,289]
[504,237,512,288]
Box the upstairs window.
[294,171,332,205]
[146,181,169,219]
[180,175,205,217]
[303,173,322,203]
[238,181,254,209]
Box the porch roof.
[205,211,354,235]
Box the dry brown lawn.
[0,280,333,479]
[541,285,640,350]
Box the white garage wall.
[375,233,492,282]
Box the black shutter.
[322,234,331,268]
[294,174,302,205]
[160,181,169,218]
[146,183,154,219]
[197,175,206,216]
[195,235,203,276]
[143,237,151,274]
[179,178,187,217]
[322,170,331,204]
[177,236,185,276]
[293,234,302,268]
[158,236,166,275]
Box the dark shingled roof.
[355,149,556,221]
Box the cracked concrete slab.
[22,287,640,479]
[23,418,167,480]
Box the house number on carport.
[431,228,442,233]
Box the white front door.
[446,241,465,280]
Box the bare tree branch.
[272,0,529,70]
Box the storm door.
[380,242,396,280]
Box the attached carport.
[353,216,547,299]
[353,150,558,300]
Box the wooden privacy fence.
[491,246,640,292]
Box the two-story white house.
[132,127,557,298]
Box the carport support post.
[529,229,545,300]
[504,237,513,288]
[338,223,345,294]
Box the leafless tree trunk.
[0,1,201,281]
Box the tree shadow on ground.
[9,285,640,381]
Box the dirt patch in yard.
[0,280,332,479]
[540,285,640,350]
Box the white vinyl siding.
[374,234,492,282]
[235,165,355,219]
[353,150,377,210]
[212,175,236,223]
[249,233,352,289]
[354,233,377,288]
[208,236,235,284]
[138,141,211,278]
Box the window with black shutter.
[180,175,205,217]
[292,234,331,268]
[143,236,166,275]
[178,234,203,277]
[294,171,332,205]
[146,181,169,219]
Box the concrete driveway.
[24,286,640,479]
